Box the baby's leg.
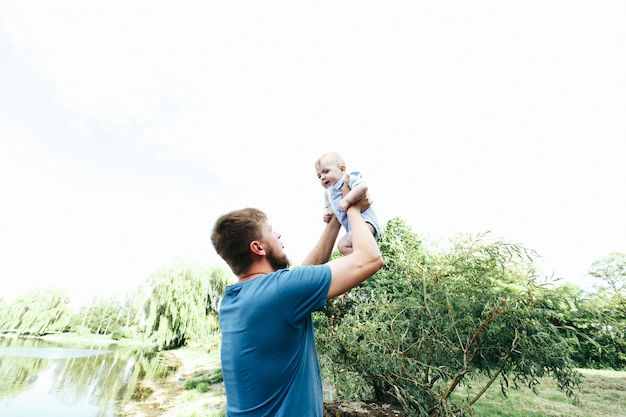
[339,224,376,255]
[337,235,353,255]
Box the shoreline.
[118,347,226,417]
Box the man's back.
[219,265,331,416]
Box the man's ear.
[250,241,265,256]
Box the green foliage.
[551,253,626,370]
[111,326,138,341]
[0,288,71,335]
[196,382,210,392]
[140,262,232,349]
[589,252,626,291]
[0,298,10,331]
[315,218,582,416]
[183,369,223,391]
[0,260,232,349]
[589,252,626,315]
[74,325,91,336]
[73,295,136,336]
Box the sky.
[1,1,625,309]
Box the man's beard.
[267,247,290,271]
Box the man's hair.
[211,208,267,276]
[315,151,345,169]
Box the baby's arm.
[338,182,368,211]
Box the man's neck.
[238,270,271,283]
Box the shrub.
[315,219,582,416]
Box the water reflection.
[0,337,174,417]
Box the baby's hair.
[315,152,345,169]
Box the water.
[0,337,174,417]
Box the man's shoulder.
[286,264,331,276]
[279,265,332,288]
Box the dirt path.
[117,348,225,417]
[115,348,404,417]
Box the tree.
[589,252,626,314]
[139,261,231,349]
[554,252,626,370]
[0,298,11,332]
[315,218,581,416]
[73,295,135,336]
[0,288,72,335]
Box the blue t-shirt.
[219,264,332,416]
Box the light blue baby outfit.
[324,171,380,241]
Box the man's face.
[267,246,290,271]
[263,220,290,270]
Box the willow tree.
[0,298,10,332]
[0,288,71,335]
[74,295,134,336]
[315,218,581,417]
[140,261,232,349]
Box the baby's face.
[316,158,345,189]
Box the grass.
[174,346,226,417]
[183,370,223,391]
[176,412,225,417]
[454,369,626,417]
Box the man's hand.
[323,194,335,223]
[353,192,372,213]
[342,174,351,197]
[341,174,371,212]
[323,209,333,223]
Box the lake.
[0,336,173,417]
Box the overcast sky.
[1,1,625,308]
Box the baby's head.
[315,152,346,189]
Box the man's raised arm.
[300,216,341,266]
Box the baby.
[314,152,380,255]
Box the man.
[211,175,384,416]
